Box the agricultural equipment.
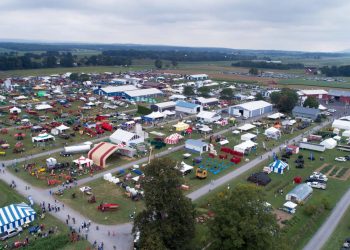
[196,168,207,179]
[97,203,119,212]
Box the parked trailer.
[62,143,92,155]
[299,142,326,152]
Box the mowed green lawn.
[0,180,90,249]
[193,148,350,250]
[58,178,144,225]
[278,78,350,89]
[323,206,350,250]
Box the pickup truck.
[307,181,326,190]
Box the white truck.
[307,181,327,190]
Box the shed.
[292,106,320,121]
[185,139,209,154]
[229,100,273,118]
[285,184,313,203]
[175,101,202,114]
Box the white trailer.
[62,142,92,155]
[299,142,326,152]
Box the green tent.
[37,91,46,97]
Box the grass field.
[0,180,90,249]
[278,78,350,89]
[323,206,350,250]
[58,178,144,225]
[193,148,350,250]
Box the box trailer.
[62,143,92,155]
[299,142,326,152]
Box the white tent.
[267,112,285,119]
[332,117,350,130]
[56,124,70,132]
[35,104,53,110]
[318,104,327,111]
[238,124,256,131]
[162,110,176,116]
[234,140,257,153]
[73,156,93,168]
[144,111,165,120]
[342,130,350,137]
[196,111,221,123]
[320,138,337,149]
[241,133,257,141]
[32,133,55,142]
[9,107,21,114]
[264,127,281,140]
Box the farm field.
[278,78,350,89]
[323,206,350,250]
[193,148,350,250]
[0,180,90,249]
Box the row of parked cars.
[335,155,350,162]
[306,172,328,190]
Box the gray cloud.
[0,0,349,51]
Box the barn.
[229,100,273,118]
[94,85,138,97]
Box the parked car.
[307,181,326,190]
[335,157,347,162]
[0,227,23,241]
[305,178,326,184]
[28,225,40,234]
[342,237,350,248]
[310,172,328,182]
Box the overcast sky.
[0,0,349,52]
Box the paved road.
[303,187,350,250]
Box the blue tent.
[0,203,36,233]
[269,160,289,174]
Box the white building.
[229,100,273,118]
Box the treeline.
[320,65,350,77]
[0,50,256,71]
[232,60,304,70]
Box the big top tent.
[0,203,36,233]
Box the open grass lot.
[0,180,90,249]
[58,178,144,225]
[193,148,350,250]
[323,206,350,250]
[279,78,350,89]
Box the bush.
[137,105,152,115]
[304,204,318,216]
[26,234,70,250]
[321,198,332,210]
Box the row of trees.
[232,60,304,70]
[320,65,350,77]
[270,88,299,113]
[133,158,286,250]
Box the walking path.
[303,187,350,250]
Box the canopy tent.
[269,160,289,174]
[264,127,281,140]
[35,104,53,110]
[0,203,36,233]
[164,133,183,144]
[318,104,327,111]
[73,156,93,168]
[241,133,257,141]
[88,142,125,168]
[144,111,165,121]
[162,110,176,116]
[282,119,296,126]
[198,125,212,133]
[237,124,256,131]
[234,140,257,154]
[267,112,285,119]
[32,133,55,143]
[9,107,21,114]
[320,138,337,149]
[55,124,70,132]
[342,130,350,137]
[215,119,228,126]
[173,122,190,132]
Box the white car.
[310,172,328,182]
[335,157,347,162]
[307,181,326,190]
[0,226,23,241]
[328,109,336,113]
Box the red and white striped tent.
[164,133,183,145]
[73,156,93,168]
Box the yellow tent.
[173,122,190,132]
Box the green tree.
[209,184,285,250]
[249,67,259,75]
[303,96,319,108]
[155,59,163,69]
[198,86,211,97]
[69,73,79,81]
[133,158,195,250]
[137,105,152,115]
[171,60,178,67]
[61,52,74,67]
[255,92,264,100]
[79,74,90,82]
[220,88,233,100]
[183,86,195,96]
[270,88,298,113]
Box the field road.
[303,187,350,250]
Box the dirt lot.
[273,209,293,228]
